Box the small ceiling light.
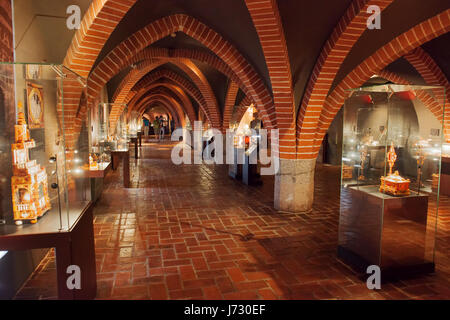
[170,32,176,38]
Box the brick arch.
[128,84,191,123]
[127,69,205,114]
[112,59,161,104]
[111,56,205,112]
[134,93,185,127]
[378,70,443,119]
[128,82,196,125]
[295,0,394,158]
[123,47,236,93]
[115,66,210,128]
[233,96,254,127]
[87,14,276,131]
[59,0,137,151]
[141,103,181,129]
[404,47,450,140]
[110,57,220,129]
[404,47,450,106]
[124,47,262,110]
[378,69,448,141]
[245,0,295,158]
[143,103,181,129]
[136,95,183,128]
[63,0,137,78]
[175,58,220,127]
[309,9,450,160]
[110,81,192,133]
[143,105,177,127]
[222,81,239,131]
[107,61,200,130]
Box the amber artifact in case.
[0,63,92,231]
[11,109,51,224]
[379,142,410,196]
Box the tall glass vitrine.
[338,84,445,277]
[0,63,91,232]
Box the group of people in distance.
[143,116,173,142]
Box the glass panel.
[0,62,90,235]
[128,110,141,138]
[89,103,111,168]
[60,66,91,230]
[98,103,129,152]
[339,84,445,275]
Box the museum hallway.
[14,141,450,300]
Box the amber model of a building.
[11,111,51,225]
[379,143,410,196]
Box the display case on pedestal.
[228,104,261,185]
[0,63,96,299]
[338,84,445,279]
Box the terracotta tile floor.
[15,140,450,299]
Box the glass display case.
[91,103,128,155]
[0,63,91,233]
[89,103,111,171]
[338,84,445,277]
[230,104,259,150]
[128,110,141,139]
[109,104,128,152]
[441,143,450,196]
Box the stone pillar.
[274,158,316,212]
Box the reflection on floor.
[14,140,450,299]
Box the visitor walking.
[143,117,150,137]
[159,116,165,141]
[153,116,160,141]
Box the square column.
[274,158,316,212]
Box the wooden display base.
[130,137,139,159]
[79,162,111,178]
[111,150,130,188]
[138,132,142,146]
[0,202,97,299]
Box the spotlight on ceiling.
[170,32,177,38]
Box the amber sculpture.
[89,153,99,170]
[379,142,410,196]
[11,110,51,225]
[342,165,353,180]
[358,145,368,180]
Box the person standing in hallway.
[143,117,150,138]
[153,116,160,141]
[159,116,165,141]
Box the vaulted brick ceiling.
[60,0,449,155]
[332,0,450,92]
[100,0,449,117]
[96,0,269,113]
[278,0,450,112]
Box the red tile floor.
[15,140,450,299]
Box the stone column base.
[274,158,316,212]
